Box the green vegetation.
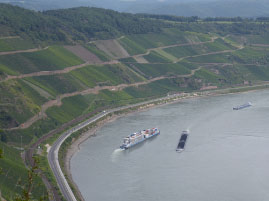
[118,36,147,55]
[46,95,94,124]
[0,4,168,44]
[194,68,223,84]
[186,47,269,65]
[126,63,192,78]
[164,38,235,59]
[0,37,36,52]
[0,141,47,200]
[153,49,178,63]
[44,7,164,40]
[0,80,47,128]
[144,51,172,63]
[186,52,233,63]
[119,57,137,63]
[232,47,269,64]
[0,46,83,75]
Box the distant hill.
[0,4,165,43]
[2,0,269,17]
[132,0,269,18]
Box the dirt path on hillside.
[0,46,48,56]
[0,36,20,39]
[6,67,201,130]
[1,60,120,82]
[1,36,219,82]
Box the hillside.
[0,4,165,44]
[1,3,269,201]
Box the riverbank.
[62,82,269,200]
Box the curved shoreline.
[61,83,269,200]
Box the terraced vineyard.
[2,7,269,200]
[0,46,84,75]
[0,37,36,52]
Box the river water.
[71,90,269,201]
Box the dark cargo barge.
[176,130,189,152]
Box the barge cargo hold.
[233,102,252,110]
[120,128,160,150]
[176,130,189,153]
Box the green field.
[164,38,234,59]
[244,34,269,45]
[0,46,83,75]
[126,63,192,78]
[70,64,144,87]
[24,74,85,97]
[119,57,137,63]
[143,51,173,63]
[232,47,269,64]
[0,80,47,128]
[0,37,36,52]
[118,36,147,55]
[194,68,224,84]
[121,29,211,50]
[46,95,95,124]
[186,52,233,63]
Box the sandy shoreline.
[63,84,269,200]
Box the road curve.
[48,93,187,201]
[48,112,108,201]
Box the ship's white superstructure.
[120,128,160,149]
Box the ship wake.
[111,149,123,162]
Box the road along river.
[71,89,269,201]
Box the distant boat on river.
[233,102,252,110]
[176,130,189,153]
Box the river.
[71,90,269,201]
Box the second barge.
[176,130,189,153]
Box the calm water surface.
[71,90,269,201]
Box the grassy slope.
[0,37,36,52]
[119,29,211,52]
[126,62,193,78]
[164,38,234,59]
[24,63,144,97]
[186,47,269,64]
[0,141,46,200]
[143,51,173,63]
[0,79,47,128]
[0,46,83,75]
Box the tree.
[14,157,47,201]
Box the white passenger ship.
[120,128,160,150]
